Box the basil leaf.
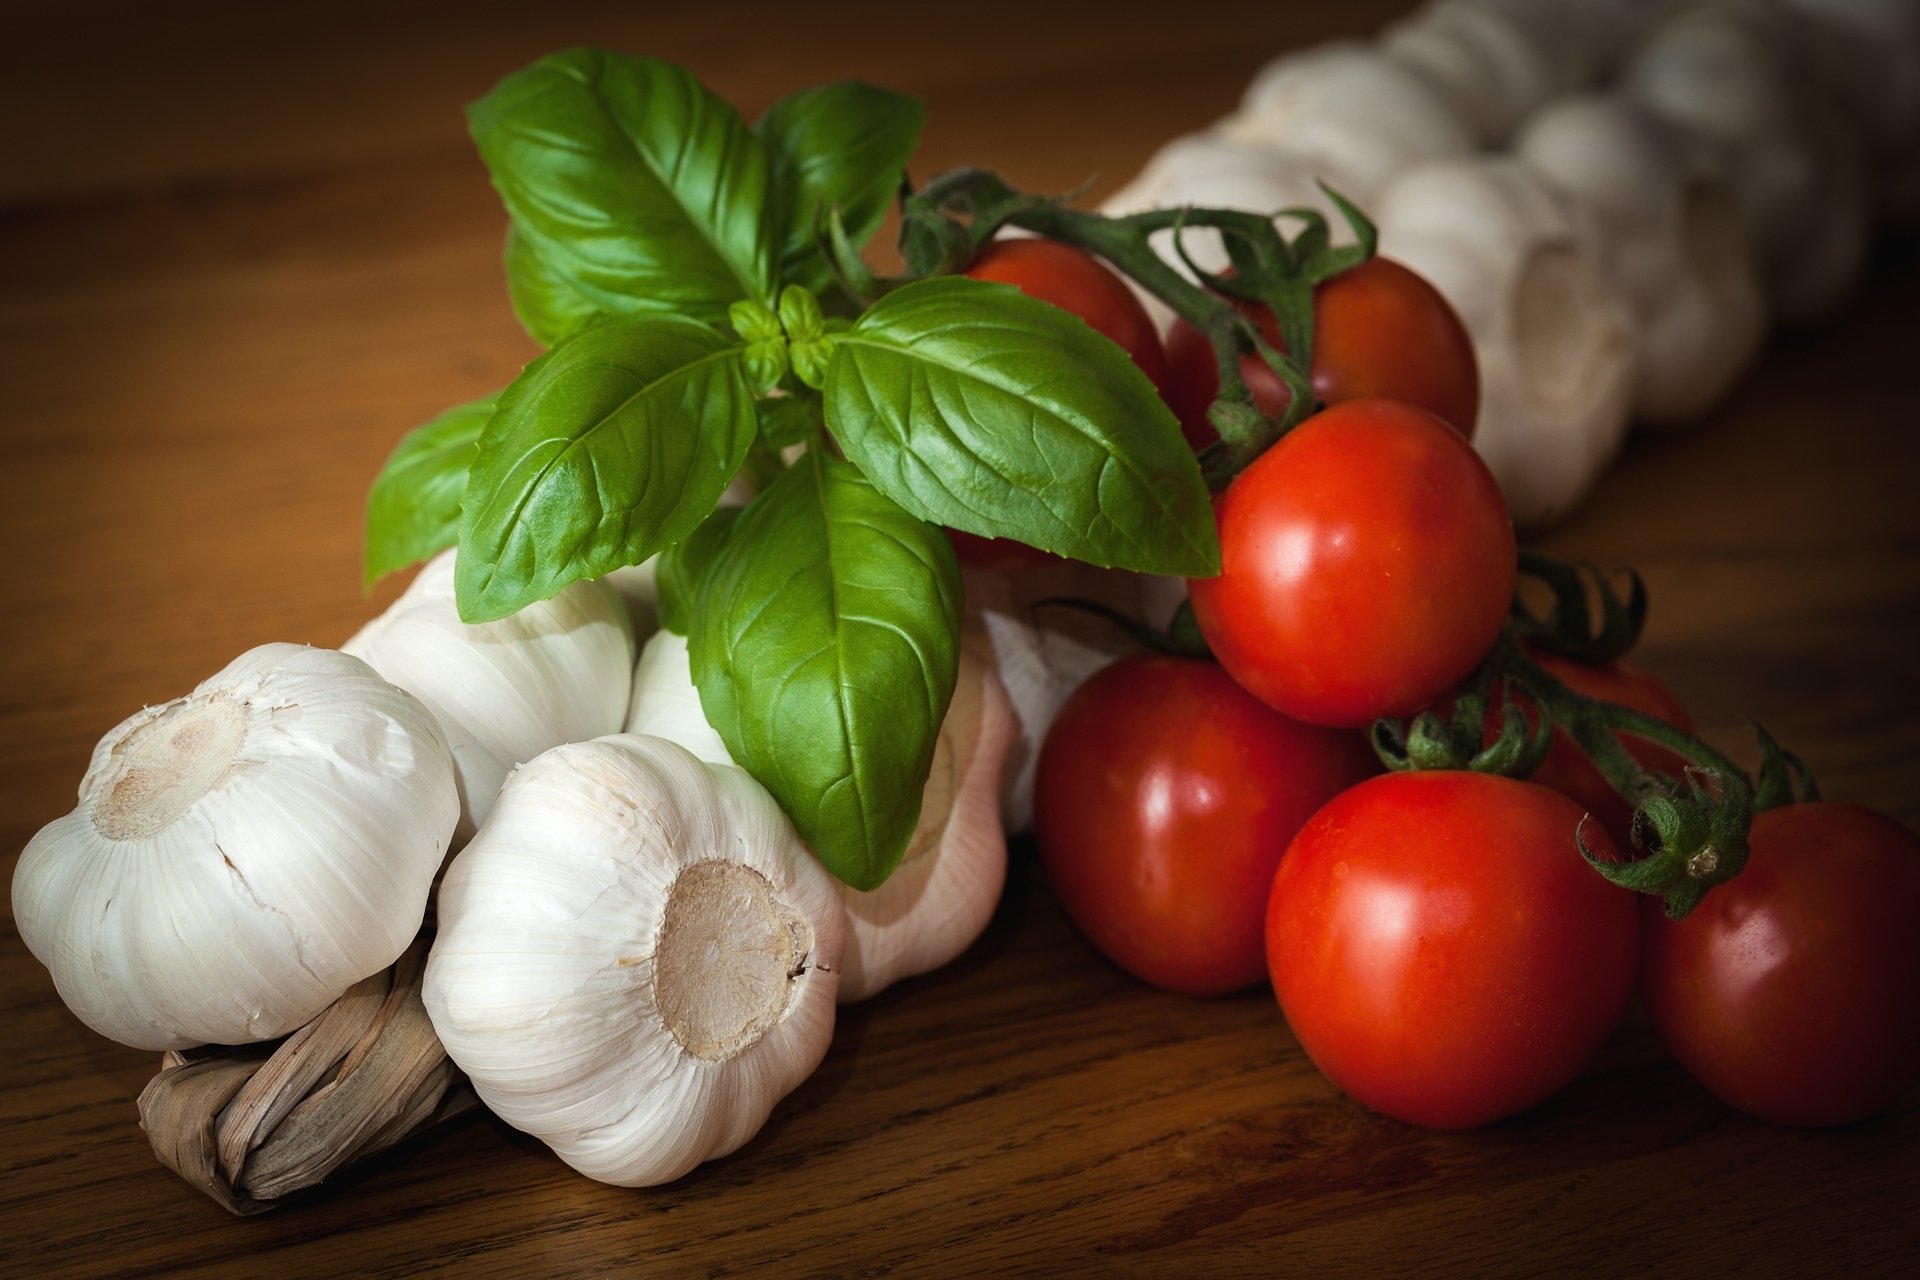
[823,277,1220,576]
[689,452,961,890]
[655,505,740,637]
[758,83,923,295]
[471,49,775,332]
[503,227,604,348]
[456,316,754,622]
[363,394,496,587]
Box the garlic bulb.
[1373,155,1637,527]
[424,734,844,1187]
[1215,42,1477,203]
[601,557,660,637]
[1781,0,1920,223]
[1380,0,1592,144]
[1620,0,1873,324]
[13,644,459,1051]
[623,629,735,767]
[963,562,1144,832]
[834,650,1015,1003]
[343,549,634,836]
[1515,94,1766,426]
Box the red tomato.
[1504,648,1696,850]
[1163,256,1479,447]
[1188,399,1516,728]
[1034,653,1378,996]
[958,238,1172,570]
[1641,802,1920,1127]
[1267,771,1640,1128]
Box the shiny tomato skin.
[1163,257,1479,446]
[1034,654,1378,996]
[959,239,1172,570]
[965,238,1171,393]
[1510,648,1695,850]
[1267,771,1639,1129]
[1641,802,1920,1127]
[1188,399,1516,728]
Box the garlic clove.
[601,557,661,637]
[13,643,459,1051]
[1373,156,1637,528]
[1380,0,1592,145]
[623,629,735,767]
[833,649,1016,1003]
[1514,94,1766,427]
[343,549,635,838]
[1216,42,1477,203]
[1782,0,1920,224]
[424,733,844,1187]
[962,562,1145,833]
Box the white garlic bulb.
[423,734,845,1187]
[834,650,1015,1003]
[1217,42,1476,202]
[343,549,634,837]
[13,643,459,1051]
[624,630,735,767]
[1514,94,1766,426]
[963,562,1144,832]
[1373,155,1637,527]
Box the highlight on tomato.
[1188,398,1516,729]
[1162,256,1479,446]
[1265,771,1640,1129]
[1033,653,1377,996]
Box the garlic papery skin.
[423,734,844,1187]
[1214,43,1477,203]
[963,562,1143,833]
[1514,94,1766,427]
[623,629,734,767]
[343,549,635,837]
[12,644,459,1052]
[834,650,1015,1003]
[1373,155,1637,528]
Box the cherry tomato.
[1034,653,1378,996]
[957,238,1173,570]
[1502,647,1696,850]
[1641,802,1920,1126]
[1188,399,1516,728]
[1267,771,1639,1128]
[1163,257,1479,447]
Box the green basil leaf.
[470,49,775,332]
[823,277,1220,576]
[456,316,754,622]
[758,83,923,296]
[655,505,740,637]
[756,394,820,450]
[363,394,497,587]
[689,452,961,890]
[503,227,604,348]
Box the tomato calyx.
[1507,550,1648,664]
[864,166,1380,480]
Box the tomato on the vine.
[954,238,1173,570]
[1163,256,1479,447]
[1500,647,1696,850]
[1188,398,1516,729]
[1034,653,1378,996]
[1641,802,1920,1127]
[1266,771,1639,1129]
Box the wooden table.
[4,3,1915,1275]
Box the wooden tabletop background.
[3,2,1916,1275]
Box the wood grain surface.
[3,2,1916,1276]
